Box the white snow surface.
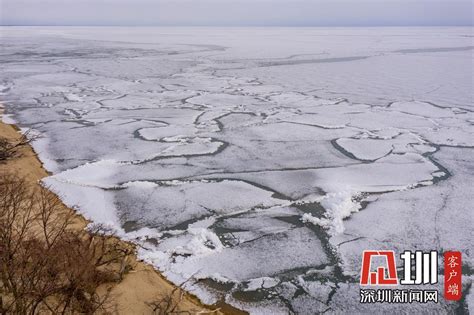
[0,27,472,313]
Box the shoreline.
[0,116,243,314]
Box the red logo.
[444,251,462,301]
[359,249,461,304]
[360,250,398,285]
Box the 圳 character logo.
[360,250,439,286]
[400,250,438,285]
[360,250,398,285]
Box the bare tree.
[0,130,38,161]
[0,170,209,314]
[0,173,134,314]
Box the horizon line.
[1,24,473,27]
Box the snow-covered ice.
[0,27,472,313]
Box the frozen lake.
[1,27,473,313]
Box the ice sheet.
[0,26,472,313]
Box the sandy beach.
[0,115,243,314]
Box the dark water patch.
[455,282,471,315]
[422,143,452,184]
[330,138,374,163]
[283,120,345,130]
[134,138,229,164]
[123,220,141,233]
[214,111,259,131]
[159,213,216,232]
[205,177,291,201]
[232,287,281,304]
[394,46,474,54]
[258,56,370,67]
[198,278,236,292]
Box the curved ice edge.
[23,128,61,173]
[41,176,223,305]
[1,113,17,125]
[41,177,124,233]
[37,151,440,312]
[39,175,257,308]
[41,177,172,243]
[0,116,60,172]
[0,104,14,124]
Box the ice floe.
[1,27,472,313]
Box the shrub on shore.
[0,174,133,314]
[0,130,36,162]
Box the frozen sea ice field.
[0,27,473,313]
